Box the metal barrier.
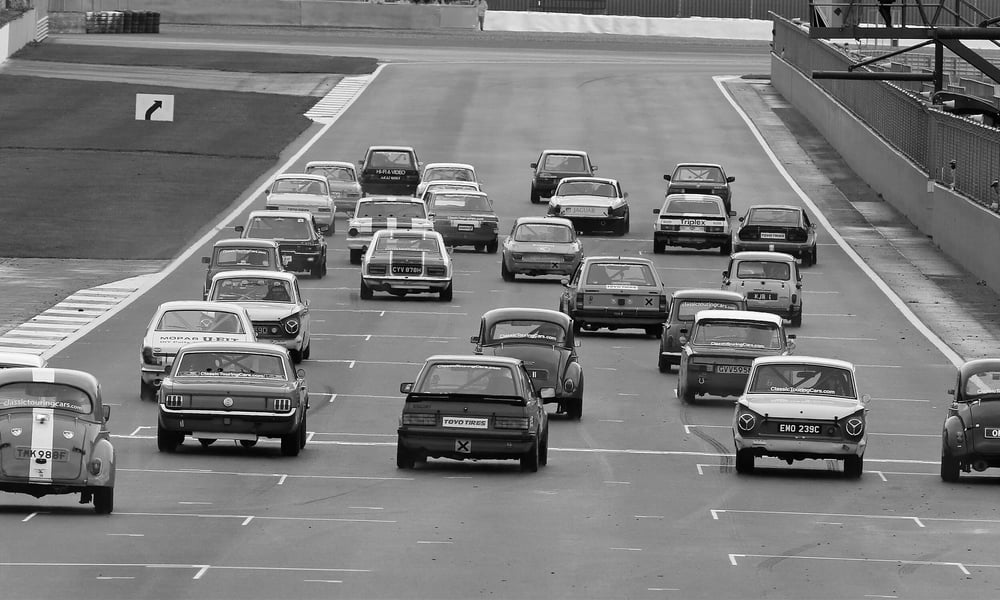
[488,0,812,19]
[774,14,1000,211]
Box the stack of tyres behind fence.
[84,11,160,34]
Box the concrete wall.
[772,53,1000,293]
[1,8,37,62]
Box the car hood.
[741,394,864,419]
[552,195,615,208]
[166,377,296,394]
[230,303,301,320]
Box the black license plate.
[254,326,271,336]
[748,292,778,301]
[715,364,750,375]
[392,265,422,275]
[777,423,822,435]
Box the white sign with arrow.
[135,93,175,122]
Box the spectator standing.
[476,0,487,31]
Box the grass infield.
[0,53,376,259]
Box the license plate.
[565,207,605,216]
[748,292,778,301]
[680,226,705,233]
[523,254,554,262]
[716,365,750,375]
[15,447,69,461]
[254,326,271,336]
[777,423,822,435]
[457,224,474,232]
[442,417,488,429]
[392,265,422,275]
[986,428,1000,438]
[761,232,786,240]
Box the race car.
[304,160,363,216]
[546,176,630,235]
[0,352,47,369]
[501,216,583,281]
[663,163,735,213]
[559,256,667,337]
[235,210,328,278]
[200,238,283,300]
[0,367,116,513]
[264,173,336,235]
[347,196,434,265]
[722,251,804,326]
[941,358,1000,481]
[415,162,479,198]
[360,229,453,301]
[530,149,597,203]
[156,341,308,456]
[425,189,499,252]
[733,204,818,266]
[358,145,421,196]
[657,289,746,372]
[652,193,735,254]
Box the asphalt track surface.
[4,26,1000,600]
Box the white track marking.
[711,509,924,527]
[728,554,969,575]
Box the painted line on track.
[0,562,371,579]
[727,554,969,575]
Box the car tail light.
[791,294,798,304]
[163,395,184,408]
[318,208,332,212]
[402,413,437,426]
[273,398,292,412]
[706,225,725,233]
[368,264,386,275]
[563,255,576,261]
[266,206,279,211]
[659,295,667,310]
[142,347,163,366]
[512,254,523,260]
[576,292,584,306]
[88,458,103,476]
[661,224,679,232]
[494,416,529,430]
[426,266,447,277]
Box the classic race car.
[733,204,818,266]
[358,145,422,196]
[530,149,597,204]
[304,160,363,216]
[139,300,257,401]
[658,289,747,372]
[416,162,479,198]
[264,173,336,236]
[501,217,583,281]
[396,355,551,471]
[677,310,795,402]
[940,359,1000,481]
[547,176,630,235]
[0,368,115,513]
[156,341,309,456]
[559,256,667,337]
[347,196,434,265]
[472,307,584,419]
[361,229,454,301]
[652,193,735,255]
[200,238,283,300]
[734,356,868,477]
[206,270,312,363]
[236,210,328,278]
[425,189,499,252]
[722,251,804,326]
[663,162,735,213]
[417,180,481,205]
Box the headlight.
[88,458,103,476]
[563,378,575,393]
[737,410,758,432]
[283,317,300,335]
[844,411,865,438]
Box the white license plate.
[565,207,605,216]
[761,232,786,240]
[281,255,293,265]
[457,224,474,232]
[442,417,488,429]
[680,226,705,233]
[15,447,69,461]
[716,365,750,374]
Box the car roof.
[959,358,1000,376]
[372,229,443,241]
[673,162,725,170]
[424,162,475,170]
[0,367,101,395]
[176,341,291,356]
[0,352,46,368]
[583,255,655,266]
[694,310,784,326]
[211,269,297,283]
[731,251,798,261]
[664,193,725,204]
[155,300,250,313]
[367,145,416,152]
[752,355,856,371]
[305,160,355,169]
[513,216,575,227]
[557,176,618,186]
[541,149,589,156]
[247,209,317,221]
[273,173,327,183]
[213,238,280,249]
[359,196,423,204]
[671,289,746,301]
[482,307,572,326]
[429,189,488,198]
[423,354,524,367]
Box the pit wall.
[772,54,1000,293]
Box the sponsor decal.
[767,386,838,395]
[62,430,74,439]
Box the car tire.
[349,249,363,265]
[290,348,303,364]
[940,453,961,482]
[299,413,308,449]
[623,210,630,234]
[474,243,485,253]
[311,262,324,279]
[302,343,311,361]
[530,187,540,204]
[360,280,373,300]
[652,240,664,255]
[539,427,549,466]
[323,225,334,237]
[720,239,732,255]
[440,283,453,302]
[396,442,415,469]
[658,354,672,373]
[843,455,864,478]
[679,379,695,403]
[501,260,515,282]
[645,324,663,338]
[280,427,302,457]
[140,378,156,402]
[811,247,818,266]
[157,425,180,453]
[565,395,583,420]
[520,440,540,472]
[198,438,216,448]
[486,239,499,254]
[735,449,755,474]
[93,487,114,515]
[790,308,802,328]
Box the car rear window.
[215,248,273,268]
[367,151,415,170]
[513,223,573,243]
[375,236,438,252]
[307,165,356,182]
[425,167,474,182]
[357,202,425,219]
[665,199,722,215]
[246,216,314,241]
[672,166,724,183]
[693,321,781,350]
[175,351,287,379]
[748,208,799,225]
[542,154,586,172]
[418,363,517,396]
[156,310,247,334]
[585,263,656,286]
[489,320,566,345]
[736,261,790,281]
[556,181,616,197]
[0,382,93,414]
[749,364,855,397]
[272,178,326,195]
[213,278,291,303]
[677,300,741,321]
[428,194,491,211]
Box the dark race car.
[425,189,499,253]
[941,359,1000,481]
[657,289,747,372]
[358,145,421,196]
[396,355,551,471]
[559,256,667,337]
[733,204,818,266]
[472,308,585,419]
[663,163,735,213]
[236,210,328,278]
[530,149,597,204]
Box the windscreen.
[245,216,314,241]
[212,278,291,303]
[488,320,566,345]
[156,310,247,334]
[428,194,491,212]
[215,248,274,268]
[374,236,439,253]
[368,151,415,170]
[748,208,799,226]
[307,165,356,182]
[174,351,287,379]
[556,181,616,197]
[272,178,326,195]
[542,154,587,172]
[426,167,474,182]
[357,202,425,219]
[672,166,724,183]
[0,382,93,414]
[692,321,781,350]
[665,198,722,215]
[748,364,855,397]
[965,369,1000,398]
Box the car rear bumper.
[733,240,812,258]
[572,309,666,327]
[159,410,300,437]
[363,277,451,293]
[280,252,324,272]
[506,256,579,276]
[438,229,497,246]
[0,480,109,497]
[683,371,748,398]
[744,302,800,320]
[655,231,730,248]
[398,428,536,459]
[362,182,418,196]
[346,236,373,251]
[734,434,866,458]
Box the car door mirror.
[235,225,244,234]
[947,388,955,396]
[400,382,414,394]
[561,278,570,287]
[470,335,480,344]
[574,339,581,348]
[738,216,745,222]
[727,176,736,183]
[303,299,310,307]
[103,405,111,422]
[722,271,729,279]
[201,256,210,264]
[663,174,671,181]
[861,393,871,406]
[623,192,629,199]
[530,162,538,169]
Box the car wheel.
[645,324,663,338]
[280,427,302,457]
[652,240,664,255]
[349,249,363,265]
[790,308,802,328]
[539,427,549,466]
[360,280,374,300]
[940,453,961,482]
[311,262,324,279]
[530,187,540,204]
[501,260,515,282]
[679,379,695,403]
[140,378,156,402]
[624,210,630,234]
[323,224,334,237]
[486,238,499,254]
[440,283,453,302]
[396,441,415,469]
[302,343,311,361]
[658,354,672,373]
[198,438,216,448]
[566,396,583,420]
[735,449,755,474]
[239,439,258,449]
[299,413,308,449]
[157,425,180,453]
[474,243,485,253]
[843,455,864,478]
[93,487,114,515]
[720,239,733,255]
[811,247,818,266]
[520,440,540,472]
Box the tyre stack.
[84,10,160,33]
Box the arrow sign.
[135,94,174,122]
